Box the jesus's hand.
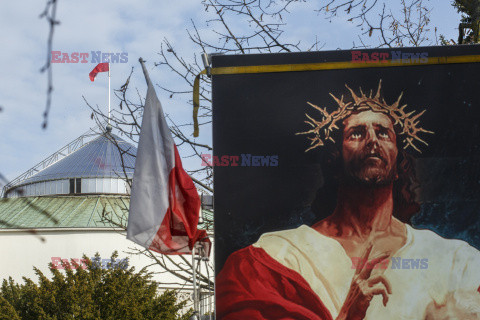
[336,245,392,320]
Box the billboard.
[212,46,480,319]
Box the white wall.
[0,229,215,315]
[0,229,212,286]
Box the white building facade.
[0,130,214,316]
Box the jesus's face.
[341,110,398,186]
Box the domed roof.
[17,133,137,186]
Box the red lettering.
[71,52,79,63]
[61,258,71,269]
[366,257,389,269]
[212,156,221,167]
[378,259,389,269]
[61,53,71,63]
[379,52,389,62]
[362,53,370,63]
[201,154,212,166]
[351,257,366,270]
[351,51,362,62]
[230,156,239,166]
[80,259,88,270]
[79,52,89,63]
[221,155,230,166]
[365,260,375,269]
[51,257,63,269]
[371,52,379,62]
[51,51,61,63]
[71,258,81,269]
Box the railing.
[1,127,101,198]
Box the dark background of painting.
[211,45,480,274]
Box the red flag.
[89,63,109,81]
[127,64,210,256]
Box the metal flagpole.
[108,63,111,125]
[192,244,199,318]
[198,253,203,315]
[205,258,212,320]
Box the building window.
[76,178,82,194]
[69,178,82,194]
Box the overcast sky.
[0,1,461,185]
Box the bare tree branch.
[39,0,59,129]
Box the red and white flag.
[89,62,109,81]
[127,65,210,256]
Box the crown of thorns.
[297,80,434,153]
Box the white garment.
[253,224,480,319]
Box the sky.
[0,0,462,187]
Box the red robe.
[216,245,334,320]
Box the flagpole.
[108,63,111,125]
[138,58,152,87]
[192,244,199,316]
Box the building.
[0,128,214,315]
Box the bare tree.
[318,0,434,48]
[84,0,449,313]
[39,0,59,130]
[155,0,438,142]
[0,0,59,200]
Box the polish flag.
[127,68,210,256]
[89,62,109,81]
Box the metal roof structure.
[3,130,137,198]
[0,196,213,230]
[15,133,135,186]
[0,126,213,230]
[0,195,128,229]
